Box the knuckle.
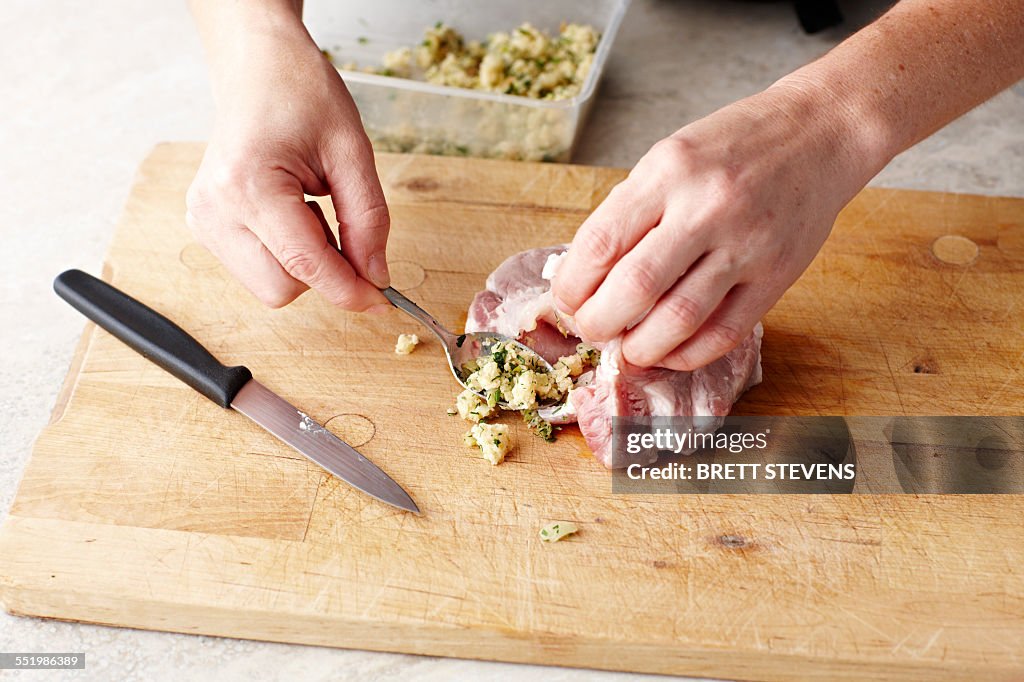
[185,159,253,231]
[705,167,739,201]
[570,301,608,341]
[345,201,390,232]
[648,136,693,168]
[207,158,251,196]
[243,271,305,310]
[620,336,657,368]
[326,285,369,312]
[661,342,705,372]
[620,262,661,298]
[184,183,204,212]
[664,335,732,371]
[255,286,297,310]
[658,353,693,372]
[661,293,705,332]
[573,314,605,343]
[277,246,325,283]
[184,207,203,238]
[185,183,213,227]
[184,210,216,247]
[604,179,633,203]
[337,200,392,252]
[578,226,619,269]
[649,135,685,159]
[717,249,742,274]
[330,295,359,311]
[550,279,573,308]
[704,322,744,353]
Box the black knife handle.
[53,269,252,408]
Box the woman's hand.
[554,0,1024,372]
[186,1,390,310]
[552,83,882,370]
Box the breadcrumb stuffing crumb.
[342,21,601,101]
[464,422,512,465]
[451,341,601,451]
[455,389,495,423]
[539,521,578,542]
[395,333,420,355]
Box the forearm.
[188,0,317,106]
[776,0,1024,178]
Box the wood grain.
[1,143,1023,680]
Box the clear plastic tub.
[305,0,630,162]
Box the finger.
[551,178,664,315]
[186,209,306,308]
[323,135,392,288]
[657,284,766,371]
[247,186,387,311]
[572,206,712,342]
[306,200,339,250]
[619,251,738,367]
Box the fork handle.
[381,287,458,345]
[301,198,459,346]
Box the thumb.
[323,135,391,288]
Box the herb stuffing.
[332,21,601,102]
[394,333,420,355]
[539,521,578,543]
[453,340,600,465]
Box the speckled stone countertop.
[2,1,1021,680]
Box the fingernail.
[367,252,391,288]
[553,293,574,315]
[366,303,392,315]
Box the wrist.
[761,70,897,200]
[193,0,318,102]
[768,64,899,188]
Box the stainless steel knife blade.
[53,269,420,516]
[232,380,420,514]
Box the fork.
[380,287,555,409]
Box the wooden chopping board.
[2,143,1023,680]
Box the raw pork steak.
[466,246,763,468]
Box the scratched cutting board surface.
[2,143,1024,681]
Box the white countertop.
[2,1,1022,680]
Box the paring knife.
[53,269,419,514]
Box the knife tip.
[398,497,422,515]
[382,487,421,515]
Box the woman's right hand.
[186,1,390,311]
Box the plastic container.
[305,0,630,162]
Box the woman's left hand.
[552,83,881,370]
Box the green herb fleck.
[523,409,555,442]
